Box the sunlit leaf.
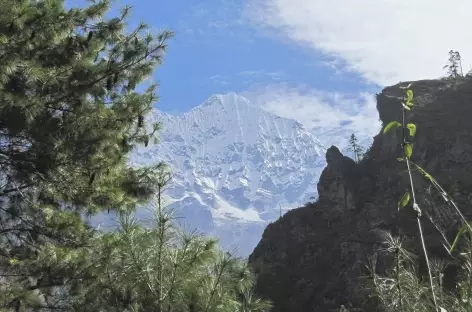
[403,144,413,159]
[450,223,472,253]
[406,123,416,137]
[383,121,401,134]
[398,192,410,211]
[407,89,414,103]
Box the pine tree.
[347,133,363,163]
[443,50,463,78]
[62,169,272,312]
[0,0,172,309]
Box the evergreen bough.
[66,170,273,312]
[0,1,272,311]
[0,0,173,309]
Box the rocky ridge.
[248,78,472,311]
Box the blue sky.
[92,0,378,113]
[66,0,472,138]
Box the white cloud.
[245,0,472,86]
[209,74,231,86]
[241,83,381,141]
[239,70,283,80]
[209,70,284,86]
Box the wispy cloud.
[239,70,283,79]
[209,74,231,86]
[320,59,354,78]
[241,83,381,140]
[177,0,250,42]
[245,0,472,86]
[209,70,284,86]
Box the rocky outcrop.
[317,146,358,212]
[248,78,472,312]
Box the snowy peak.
[127,93,329,255]
[163,93,321,151]
[193,93,249,111]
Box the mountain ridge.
[91,92,369,255]
[132,93,328,255]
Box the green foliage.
[383,121,401,134]
[369,232,472,312]
[371,84,472,312]
[406,123,416,137]
[398,192,410,211]
[403,143,413,159]
[378,86,439,310]
[66,191,272,312]
[406,90,414,104]
[0,0,172,243]
[0,2,272,311]
[4,184,272,311]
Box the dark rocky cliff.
[248,78,472,312]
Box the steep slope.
[125,93,328,255]
[248,78,472,311]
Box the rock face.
[248,78,472,311]
[318,146,358,212]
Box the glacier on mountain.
[91,93,356,256]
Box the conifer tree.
[0,0,172,309]
[347,133,363,163]
[63,169,272,312]
[443,50,463,78]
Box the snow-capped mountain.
[91,93,330,256]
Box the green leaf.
[406,123,416,137]
[398,192,410,211]
[383,121,401,134]
[410,162,434,182]
[450,230,463,253]
[403,143,413,159]
[406,89,414,103]
[397,157,404,162]
[450,223,472,253]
